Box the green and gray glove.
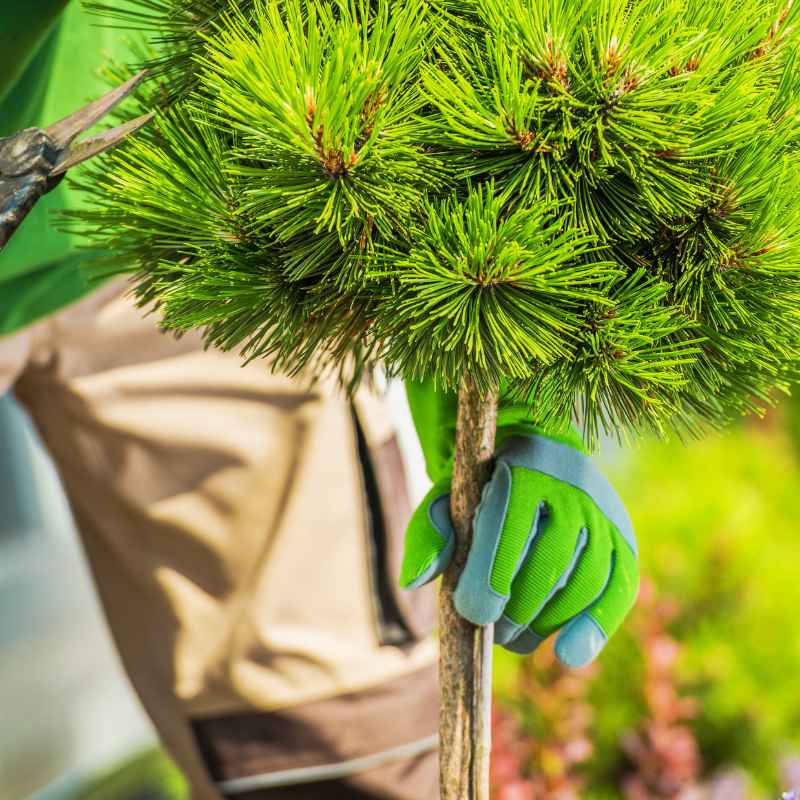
[400,379,639,668]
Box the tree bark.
[439,375,498,800]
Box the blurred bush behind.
[71,408,800,800]
[491,408,800,799]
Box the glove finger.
[530,525,613,638]
[399,479,455,589]
[498,530,611,657]
[454,461,544,625]
[498,625,545,655]
[554,533,640,666]
[493,500,588,646]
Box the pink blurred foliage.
[490,640,597,799]
[489,578,754,799]
[621,578,703,800]
[781,753,800,800]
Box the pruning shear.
[0,71,153,250]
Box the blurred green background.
[3,391,800,800]
[491,406,800,800]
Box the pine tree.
[75,1,800,796]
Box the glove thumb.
[399,479,455,589]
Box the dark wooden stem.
[439,375,498,800]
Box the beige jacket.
[0,281,439,799]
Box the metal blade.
[45,70,148,149]
[51,112,154,176]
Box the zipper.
[351,407,414,647]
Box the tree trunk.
[439,375,498,800]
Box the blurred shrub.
[494,419,800,798]
[491,644,597,800]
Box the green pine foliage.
[378,184,617,383]
[84,0,257,97]
[74,0,800,444]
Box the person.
[0,3,639,798]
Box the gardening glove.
[400,379,639,668]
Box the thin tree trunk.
[439,375,498,800]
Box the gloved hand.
[401,380,639,668]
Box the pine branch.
[69,0,800,446]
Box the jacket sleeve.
[405,376,586,485]
[0,0,71,104]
